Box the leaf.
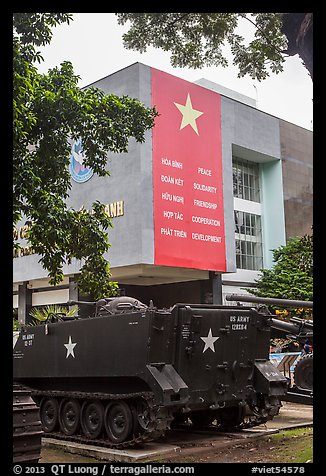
[13,13,157,298]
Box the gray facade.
[219,94,285,270]
[279,120,313,239]
[84,64,155,267]
[13,63,313,320]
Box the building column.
[68,276,79,303]
[69,276,92,318]
[209,271,223,304]
[18,282,32,325]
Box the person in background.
[302,339,312,354]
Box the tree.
[245,235,313,318]
[281,13,313,79]
[116,13,313,80]
[13,13,158,300]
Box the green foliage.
[13,308,20,331]
[246,235,313,318]
[116,13,287,81]
[28,304,78,326]
[269,427,313,463]
[13,13,158,299]
[13,319,21,331]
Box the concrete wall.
[13,63,154,282]
[220,96,285,270]
[279,120,313,239]
[68,63,154,268]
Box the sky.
[36,13,313,131]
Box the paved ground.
[40,401,313,463]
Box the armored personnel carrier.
[13,297,288,448]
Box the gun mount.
[225,294,313,309]
[269,316,313,343]
[68,296,148,317]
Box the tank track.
[239,397,282,430]
[13,385,43,463]
[30,389,172,450]
[239,413,272,429]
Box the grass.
[264,426,313,463]
[150,426,314,464]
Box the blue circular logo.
[69,138,94,183]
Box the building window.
[234,210,263,270]
[233,157,260,202]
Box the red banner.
[151,68,226,271]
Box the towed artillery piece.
[13,296,290,448]
[226,294,313,404]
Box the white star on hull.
[64,336,77,358]
[200,328,219,353]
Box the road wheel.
[59,399,81,435]
[40,398,59,432]
[81,401,104,439]
[294,353,313,391]
[104,401,133,443]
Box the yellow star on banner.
[174,93,204,135]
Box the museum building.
[13,63,313,323]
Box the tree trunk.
[281,13,313,80]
